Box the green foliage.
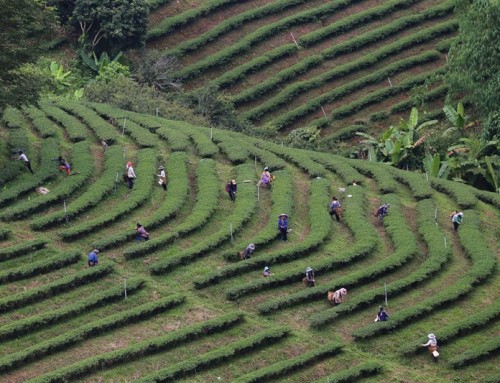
[352,209,496,339]
[309,198,450,328]
[0,138,60,208]
[0,264,113,314]
[0,292,184,375]
[233,342,343,383]
[123,157,219,259]
[446,0,500,137]
[0,0,57,112]
[55,100,118,143]
[400,300,500,355]
[389,167,433,200]
[429,178,477,209]
[0,239,47,262]
[0,228,10,241]
[135,327,290,383]
[30,145,123,230]
[150,163,257,273]
[0,278,145,341]
[1,141,94,220]
[147,0,241,40]
[23,106,58,138]
[310,361,383,383]
[449,337,500,368]
[59,149,157,240]
[422,153,450,179]
[39,101,88,142]
[197,177,329,291]
[73,0,149,54]
[29,311,241,382]
[0,250,80,284]
[93,152,189,250]
[351,161,398,194]
[156,126,191,151]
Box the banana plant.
[423,153,450,179]
[49,61,72,90]
[484,156,499,193]
[80,50,122,75]
[442,102,468,136]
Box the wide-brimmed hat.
[428,333,436,339]
[264,266,270,271]
[264,167,269,171]
[306,267,313,273]
[93,248,100,253]
[158,166,164,170]
[278,213,288,218]
[339,288,347,295]
[248,244,255,250]
[127,161,133,167]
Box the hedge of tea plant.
[23,106,58,138]
[0,238,48,262]
[39,101,88,142]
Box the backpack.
[225,183,230,192]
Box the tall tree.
[0,0,57,113]
[446,0,500,137]
[72,0,149,55]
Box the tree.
[446,0,500,138]
[134,50,182,92]
[0,0,57,113]
[72,0,149,54]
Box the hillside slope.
[147,0,457,136]
[0,100,498,382]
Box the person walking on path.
[303,267,315,287]
[136,223,150,241]
[328,288,347,305]
[16,150,33,174]
[126,161,136,189]
[452,211,464,232]
[278,213,288,241]
[226,179,237,201]
[374,306,389,322]
[329,196,341,222]
[157,166,167,191]
[88,248,99,267]
[421,333,439,363]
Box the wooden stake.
[384,283,388,307]
[320,105,327,118]
[290,32,299,49]
[387,77,393,87]
[122,118,127,136]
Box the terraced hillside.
[147,0,457,135]
[0,100,499,382]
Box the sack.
[238,251,245,260]
[327,291,334,301]
[336,207,343,215]
[373,209,379,217]
[432,350,439,357]
[225,183,230,192]
[158,180,163,185]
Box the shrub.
[0,250,81,284]
[29,311,242,382]
[310,361,383,383]
[449,337,500,368]
[30,145,123,230]
[134,327,290,382]
[233,342,343,383]
[39,100,87,142]
[0,238,47,262]
[0,264,113,313]
[23,106,58,138]
[0,294,185,374]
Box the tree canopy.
[446,0,500,137]
[72,0,149,54]
[0,0,57,113]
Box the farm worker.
[88,248,99,267]
[226,179,237,201]
[243,243,255,259]
[421,333,439,363]
[303,267,315,287]
[374,306,389,322]
[126,161,136,189]
[16,150,33,174]
[329,196,341,222]
[136,223,150,241]
[327,288,347,305]
[452,211,464,232]
[57,156,71,175]
[278,213,288,241]
[157,166,167,191]
[263,266,273,277]
[376,203,390,221]
[258,167,272,188]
